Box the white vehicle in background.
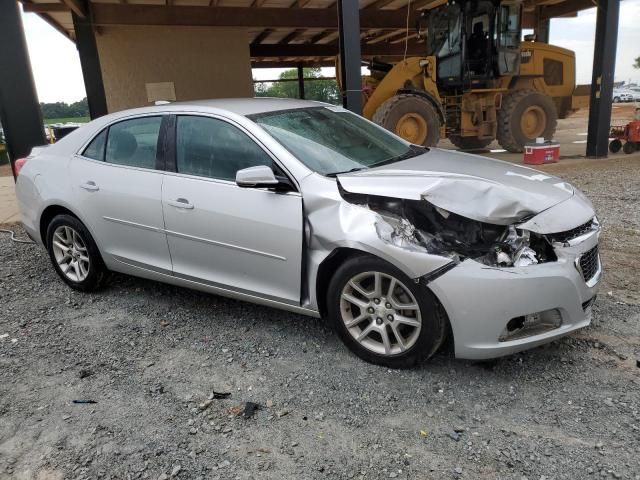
[612,90,634,103]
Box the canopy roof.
[20,0,598,67]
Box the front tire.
[497,89,558,153]
[46,214,108,292]
[373,94,442,147]
[327,255,447,368]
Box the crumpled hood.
[337,148,574,225]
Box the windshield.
[428,3,462,58]
[249,107,423,176]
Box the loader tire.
[449,135,493,151]
[497,89,558,153]
[373,94,441,147]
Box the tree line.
[254,68,340,104]
[40,98,89,120]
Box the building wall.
[95,26,253,113]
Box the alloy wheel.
[51,225,90,282]
[340,271,422,356]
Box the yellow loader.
[355,0,588,152]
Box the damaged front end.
[339,185,556,269]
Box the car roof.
[171,97,332,116]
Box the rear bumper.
[429,232,600,360]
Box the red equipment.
[609,113,640,155]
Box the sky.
[20,0,640,104]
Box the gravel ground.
[1,157,639,480]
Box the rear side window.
[83,129,107,161]
[176,116,273,181]
[105,116,162,169]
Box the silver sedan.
[15,98,601,368]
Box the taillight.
[14,158,28,176]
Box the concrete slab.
[0,176,20,225]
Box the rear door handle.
[167,198,194,210]
[80,181,99,191]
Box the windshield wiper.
[326,167,367,177]
[371,145,428,168]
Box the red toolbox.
[523,139,559,165]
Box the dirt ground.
[1,139,640,480]
[1,104,640,479]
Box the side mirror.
[235,165,279,188]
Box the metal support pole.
[297,63,306,100]
[0,0,47,179]
[586,0,620,158]
[536,18,550,44]
[73,12,108,119]
[337,0,362,115]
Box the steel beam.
[337,0,362,114]
[586,0,619,158]
[297,63,306,100]
[0,0,47,179]
[72,12,108,119]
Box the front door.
[71,115,171,272]
[161,115,303,303]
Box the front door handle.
[80,181,99,191]
[167,198,194,210]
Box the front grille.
[549,219,595,244]
[579,245,600,282]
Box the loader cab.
[425,0,522,91]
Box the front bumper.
[428,229,600,360]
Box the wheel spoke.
[373,272,382,297]
[349,280,372,299]
[356,323,375,342]
[79,254,90,263]
[390,323,407,352]
[79,260,89,277]
[54,232,69,246]
[72,260,81,280]
[57,253,71,265]
[344,312,367,328]
[341,292,369,310]
[395,314,421,328]
[380,326,392,354]
[387,278,397,299]
[53,240,69,253]
[388,296,418,311]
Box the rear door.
[70,115,172,272]
[161,114,303,303]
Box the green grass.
[44,116,90,125]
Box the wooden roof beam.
[540,0,596,18]
[91,4,421,29]
[251,40,425,56]
[22,3,70,13]
[61,0,86,18]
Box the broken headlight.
[483,225,556,267]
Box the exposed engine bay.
[339,186,557,267]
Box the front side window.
[105,116,162,169]
[176,116,273,181]
[250,107,421,176]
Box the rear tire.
[449,135,493,151]
[46,214,108,292]
[623,141,636,154]
[327,254,447,368]
[609,139,622,153]
[497,89,558,153]
[373,94,441,147]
